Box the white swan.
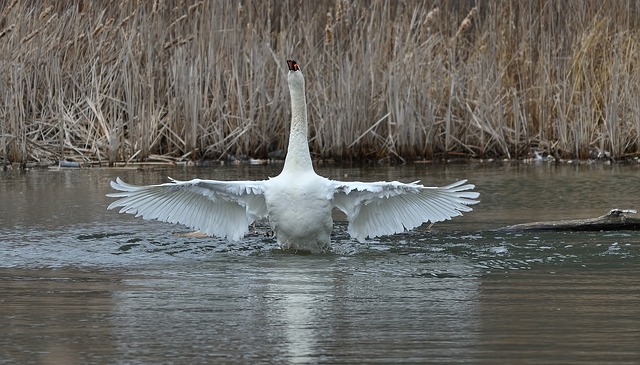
[107,60,479,253]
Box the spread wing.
[107,177,268,241]
[331,179,479,242]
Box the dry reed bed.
[1,0,639,166]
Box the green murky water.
[1,163,639,364]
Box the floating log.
[497,209,640,231]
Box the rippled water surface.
[1,162,639,364]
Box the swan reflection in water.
[109,257,480,363]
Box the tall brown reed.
[1,0,640,166]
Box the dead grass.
[2,0,640,166]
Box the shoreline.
[4,154,639,172]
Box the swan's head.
[286,59,305,90]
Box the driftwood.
[497,209,640,232]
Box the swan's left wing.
[331,179,479,242]
[107,177,268,241]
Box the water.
[1,162,639,364]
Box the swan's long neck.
[283,74,313,173]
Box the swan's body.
[107,60,479,253]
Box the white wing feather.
[332,179,479,242]
[107,177,268,241]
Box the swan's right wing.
[331,179,479,242]
[107,177,268,241]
